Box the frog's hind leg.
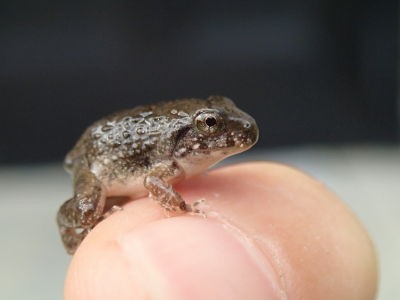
[57,198,90,254]
[57,167,106,254]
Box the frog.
[57,95,259,254]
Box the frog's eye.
[194,110,224,134]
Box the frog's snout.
[247,122,259,146]
[227,113,259,150]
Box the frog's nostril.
[243,121,251,129]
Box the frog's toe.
[187,199,209,218]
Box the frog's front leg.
[144,161,194,213]
[57,165,106,254]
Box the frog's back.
[64,98,209,173]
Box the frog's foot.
[58,226,90,255]
[186,198,209,218]
[162,207,173,218]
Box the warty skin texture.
[57,95,259,254]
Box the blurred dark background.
[0,0,397,164]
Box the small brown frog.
[57,96,259,254]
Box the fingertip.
[64,162,378,300]
[65,217,284,300]
[177,162,378,299]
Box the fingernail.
[119,217,285,300]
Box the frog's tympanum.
[57,96,259,254]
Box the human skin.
[64,162,378,300]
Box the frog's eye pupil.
[205,117,217,127]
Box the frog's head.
[173,95,259,177]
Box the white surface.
[0,145,398,299]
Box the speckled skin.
[57,96,259,254]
